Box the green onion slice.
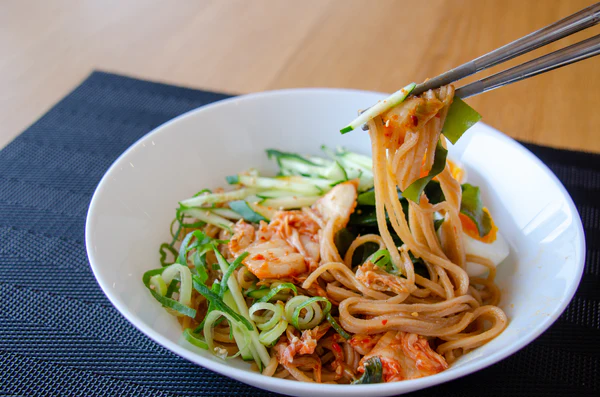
[219,252,249,297]
[192,275,253,331]
[326,313,351,340]
[142,268,196,318]
[256,283,298,303]
[286,296,332,330]
[258,319,288,347]
[249,301,284,331]
[183,328,209,350]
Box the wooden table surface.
[1,0,599,152]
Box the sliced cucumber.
[236,175,332,195]
[180,188,257,207]
[248,202,278,220]
[267,149,329,178]
[179,207,234,231]
[209,208,242,220]
[322,146,374,192]
[340,82,417,133]
[335,149,373,171]
[256,190,312,199]
[260,195,321,209]
[322,161,348,182]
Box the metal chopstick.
[455,34,600,98]
[411,2,600,97]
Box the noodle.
[146,84,508,384]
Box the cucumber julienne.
[340,82,417,133]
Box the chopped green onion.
[159,243,178,267]
[149,275,167,296]
[192,275,253,331]
[161,263,193,307]
[142,268,196,318]
[202,310,250,360]
[183,328,209,350]
[326,313,350,340]
[367,249,395,273]
[212,248,271,367]
[286,296,332,330]
[219,252,249,297]
[249,301,284,331]
[256,283,298,303]
[258,319,288,347]
[165,278,179,299]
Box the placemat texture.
[0,71,598,397]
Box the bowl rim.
[85,87,586,395]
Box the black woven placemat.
[0,71,597,397]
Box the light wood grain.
[1,0,599,151]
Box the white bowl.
[85,89,585,397]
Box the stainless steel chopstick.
[411,2,600,97]
[455,34,600,98]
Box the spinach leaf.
[353,356,383,384]
[442,97,482,144]
[334,228,356,258]
[460,183,492,237]
[403,140,448,203]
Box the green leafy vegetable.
[460,183,492,237]
[349,241,382,267]
[226,175,240,184]
[403,140,448,203]
[442,97,482,144]
[334,228,356,258]
[357,187,405,207]
[349,207,379,226]
[423,180,445,204]
[409,252,431,279]
[353,356,383,384]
